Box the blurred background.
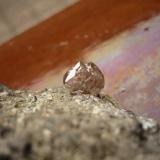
[0,0,77,44]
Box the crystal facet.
[63,61,104,95]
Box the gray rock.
[0,87,159,160]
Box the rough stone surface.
[0,87,160,160]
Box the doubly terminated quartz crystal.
[63,61,105,95]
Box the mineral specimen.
[63,61,105,95]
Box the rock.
[63,61,105,95]
[0,87,159,160]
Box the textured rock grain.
[0,87,159,160]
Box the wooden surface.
[0,0,160,88]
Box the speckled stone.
[63,61,105,95]
[0,87,159,160]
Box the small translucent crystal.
[63,61,104,95]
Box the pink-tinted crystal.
[63,61,104,95]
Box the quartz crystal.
[63,61,104,95]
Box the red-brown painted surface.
[0,0,160,88]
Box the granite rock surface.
[0,86,159,160]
